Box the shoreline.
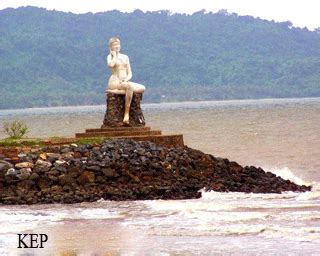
[0,96,319,113]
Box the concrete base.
[75,126,184,148]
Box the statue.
[106,37,146,124]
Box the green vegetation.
[0,7,319,109]
[76,137,110,145]
[2,121,29,139]
[47,136,110,145]
[0,136,110,147]
[0,138,43,147]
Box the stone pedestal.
[102,93,145,128]
[72,91,184,148]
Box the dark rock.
[55,160,67,166]
[17,168,32,180]
[95,176,105,183]
[78,171,95,185]
[15,162,34,169]
[73,152,82,158]
[85,165,101,172]
[0,160,14,172]
[62,185,72,192]
[60,147,71,154]
[48,169,60,176]
[38,178,50,190]
[17,180,33,193]
[29,172,40,180]
[102,168,118,178]
[51,185,62,194]
[46,153,61,162]
[58,174,75,186]
[35,159,52,168]
[48,175,59,182]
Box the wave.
[201,167,319,201]
[0,210,61,234]
[146,199,237,213]
[201,190,300,200]
[269,167,310,186]
[296,183,320,200]
[0,206,122,235]
[132,222,320,242]
[269,167,320,200]
[261,226,320,242]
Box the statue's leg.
[122,82,134,123]
[131,82,146,93]
[116,82,145,123]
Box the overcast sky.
[1,0,319,30]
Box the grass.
[0,136,111,147]
[0,138,45,147]
[76,137,110,145]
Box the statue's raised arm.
[106,37,145,124]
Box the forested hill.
[0,7,320,109]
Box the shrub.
[3,121,29,139]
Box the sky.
[0,0,319,30]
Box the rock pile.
[0,139,311,205]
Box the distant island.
[0,7,319,109]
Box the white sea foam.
[179,210,269,222]
[195,224,268,235]
[0,210,62,234]
[133,222,269,236]
[269,167,309,186]
[75,208,122,220]
[200,190,300,200]
[296,183,320,200]
[145,199,237,213]
[201,167,319,203]
[296,190,320,201]
[261,226,320,242]
[0,206,122,235]
[44,207,122,221]
[124,216,320,241]
[278,211,320,221]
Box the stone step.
[86,126,151,133]
[34,134,184,148]
[75,130,162,138]
[114,134,184,148]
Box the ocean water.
[0,98,319,255]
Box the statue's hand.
[121,77,130,83]
[110,51,116,57]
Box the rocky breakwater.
[0,139,311,205]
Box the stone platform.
[75,126,184,148]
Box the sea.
[0,97,319,255]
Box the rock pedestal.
[102,92,145,128]
[74,91,184,148]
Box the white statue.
[106,37,146,124]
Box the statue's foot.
[123,114,129,124]
[122,121,131,127]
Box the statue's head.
[109,37,121,52]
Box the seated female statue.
[107,37,145,124]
